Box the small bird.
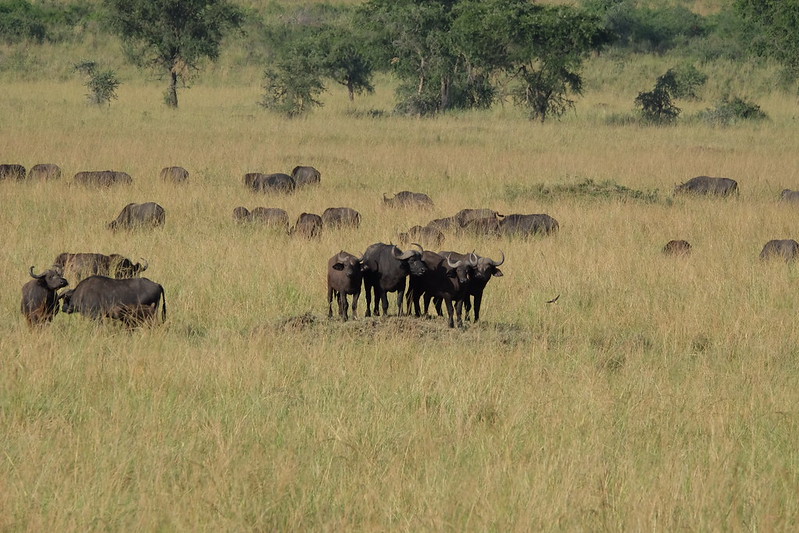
[546,294,560,304]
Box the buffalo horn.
[446,256,463,269]
[468,252,478,266]
[139,257,149,272]
[410,242,424,252]
[29,266,44,279]
[337,251,348,263]
[489,250,505,266]
[393,246,417,260]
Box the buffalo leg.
[473,292,483,322]
[364,284,373,317]
[454,299,464,328]
[328,288,335,318]
[422,294,433,317]
[340,293,349,321]
[351,290,360,319]
[444,297,455,328]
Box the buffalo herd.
[11,164,799,329]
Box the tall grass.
[2,76,799,530]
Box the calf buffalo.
[663,240,692,256]
[245,172,295,193]
[0,164,26,180]
[53,252,148,285]
[398,225,445,247]
[291,166,321,187]
[233,206,252,222]
[61,276,166,327]
[674,176,738,197]
[327,251,367,321]
[500,214,559,236]
[362,243,427,317]
[160,166,189,183]
[322,207,361,228]
[21,266,69,326]
[291,213,323,238]
[73,170,133,187]
[383,191,434,208]
[28,164,61,180]
[108,202,165,230]
[759,239,799,262]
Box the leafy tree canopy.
[735,0,799,81]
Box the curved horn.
[393,246,416,260]
[383,192,389,202]
[29,266,44,279]
[410,242,424,252]
[446,256,463,269]
[490,250,505,266]
[139,257,149,271]
[468,252,478,266]
[337,251,348,263]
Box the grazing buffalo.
[463,216,502,237]
[21,266,69,326]
[321,207,361,228]
[28,163,61,180]
[327,251,368,321]
[291,213,323,238]
[245,172,296,193]
[406,251,471,328]
[780,189,799,202]
[251,207,290,231]
[383,191,434,208]
[362,243,427,317]
[759,239,799,262]
[291,165,321,187]
[61,276,166,327]
[499,214,559,236]
[441,250,504,322]
[73,170,133,187]
[674,176,738,197]
[233,206,252,222]
[108,202,166,231]
[663,240,692,255]
[0,164,26,180]
[454,208,503,228]
[398,225,445,247]
[160,166,189,183]
[426,216,461,232]
[53,252,148,285]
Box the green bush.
[74,60,121,106]
[696,95,768,126]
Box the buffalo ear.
[493,268,503,277]
[446,269,457,278]
[332,263,345,271]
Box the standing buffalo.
[383,191,434,208]
[108,202,166,231]
[454,208,503,228]
[245,172,295,193]
[73,170,133,187]
[21,266,69,326]
[251,207,290,231]
[759,239,799,262]
[499,214,559,236]
[233,206,252,222]
[160,166,189,183]
[663,240,692,255]
[321,207,361,228]
[463,216,502,237]
[780,189,799,202]
[398,225,445,247]
[426,216,461,232]
[327,251,368,321]
[291,213,323,238]
[674,176,738,197]
[291,166,321,187]
[28,164,61,180]
[362,243,427,317]
[52,252,148,285]
[406,251,470,328]
[61,276,166,327]
[0,164,26,180]
[441,250,504,322]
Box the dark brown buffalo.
[245,172,296,193]
[499,214,559,237]
[291,165,321,187]
[406,251,471,328]
[0,164,26,180]
[327,251,368,321]
[780,189,799,202]
[291,212,323,238]
[233,206,252,222]
[21,266,69,326]
[383,191,434,208]
[362,243,427,317]
[73,170,133,187]
[398,225,445,247]
[463,216,502,236]
[160,166,189,183]
[61,276,166,327]
[454,208,503,228]
[426,216,461,232]
[674,176,738,196]
[759,239,799,262]
[663,240,692,255]
[321,207,361,228]
[440,250,504,322]
[28,164,62,180]
[52,252,148,285]
[108,202,166,231]
[251,207,290,231]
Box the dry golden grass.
[2,77,799,531]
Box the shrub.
[696,95,768,126]
[74,60,120,106]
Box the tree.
[735,0,799,81]
[635,70,682,124]
[103,0,243,108]
[74,60,121,106]
[260,44,326,117]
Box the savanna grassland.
[3,49,799,531]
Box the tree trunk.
[165,70,178,108]
[347,80,354,102]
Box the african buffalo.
[73,170,133,187]
[383,191,434,208]
[398,225,445,247]
[0,164,26,180]
[454,208,503,228]
[327,251,368,321]
[440,250,504,322]
[362,243,427,317]
[233,206,252,222]
[21,266,69,326]
[759,239,799,262]
[291,213,323,238]
[291,166,321,187]
[663,240,692,255]
[780,189,799,202]
[674,176,738,197]
[61,276,166,327]
[463,216,502,236]
[28,164,61,180]
[426,216,461,232]
[251,207,290,230]
[108,202,166,230]
[321,207,361,228]
[160,166,189,183]
[499,214,559,236]
[53,252,148,285]
[245,172,296,193]
[406,251,471,328]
